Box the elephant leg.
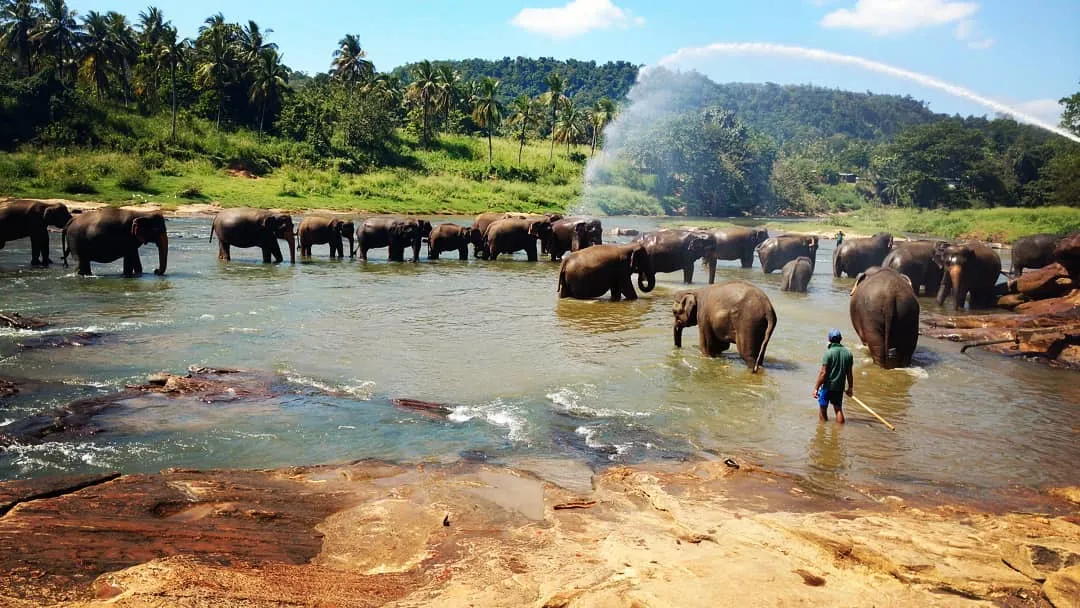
[359,245,368,261]
[29,234,43,266]
[619,271,638,301]
[458,245,468,261]
[609,276,623,302]
[740,251,753,269]
[708,259,717,284]
[527,242,538,262]
[683,262,694,284]
[428,247,438,260]
[955,286,968,310]
[123,251,142,277]
[77,257,92,276]
[218,242,231,261]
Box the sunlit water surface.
[1,217,1077,501]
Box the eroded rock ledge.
[0,460,1077,607]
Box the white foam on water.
[449,399,528,442]
[338,425,356,430]
[548,386,651,419]
[901,366,930,379]
[227,327,261,334]
[199,314,216,320]
[3,440,157,473]
[284,373,376,400]
[0,419,14,427]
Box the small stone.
[146,372,171,386]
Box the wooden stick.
[850,395,896,431]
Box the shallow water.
[1,217,1077,501]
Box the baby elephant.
[297,216,355,259]
[780,256,813,292]
[672,281,777,372]
[428,223,479,260]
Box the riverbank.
[1,457,1078,607]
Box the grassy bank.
[0,111,588,215]
[665,206,1080,243]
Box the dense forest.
[0,0,1077,217]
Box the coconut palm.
[195,15,237,128]
[471,77,503,168]
[405,60,439,145]
[555,99,585,156]
[238,20,275,68]
[1,0,40,76]
[330,34,373,84]
[78,10,110,97]
[507,94,541,165]
[32,0,84,85]
[105,11,136,104]
[133,6,164,105]
[249,47,288,135]
[363,72,402,106]
[589,97,616,156]
[541,72,566,163]
[434,64,459,127]
[157,25,189,139]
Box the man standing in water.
[813,329,853,423]
[835,230,845,245]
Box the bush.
[578,185,664,216]
[116,159,151,191]
[176,183,205,199]
[0,155,38,179]
[44,158,97,194]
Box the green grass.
[663,206,1080,243]
[0,110,587,215]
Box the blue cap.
[828,329,842,342]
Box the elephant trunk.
[637,270,655,292]
[347,235,355,258]
[284,230,296,264]
[947,264,963,308]
[673,323,684,348]
[154,233,168,276]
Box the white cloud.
[1014,98,1064,126]
[821,0,978,35]
[511,0,644,39]
[953,19,994,49]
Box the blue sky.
[71,0,1079,124]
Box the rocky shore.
[0,457,1077,607]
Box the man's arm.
[813,365,827,398]
[845,365,854,396]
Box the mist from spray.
[655,42,1079,144]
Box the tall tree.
[0,0,40,76]
[555,98,584,156]
[406,59,439,145]
[330,34,373,83]
[589,97,616,156]
[78,10,111,97]
[238,20,275,67]
[471,77,503,168]
[249,47,287,135]
[1061,83,1080,137]
[157,25,188,139]
[508,94,540,165]
[105,11,135,104]
[133,5,165,107]
[542,72,565,164]
[32,0,83,85]
[194,13,237,128]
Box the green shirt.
[821,343,853,392]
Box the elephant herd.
[2,199,1073,374]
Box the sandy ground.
[0,458,1077,608]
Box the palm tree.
[133,5,164,105]
[32,0,83,85]
[434,64,459,127]
[405,60,439,145]
[249,47,287,135]
[105,11,136,104]
[78,10,110,97]
[330,34,373,84]
[238,20,275,68]
[363,72,402,105]
[542,72,566,164]
[0,0,40,76]
[471,77,503,168]
[507,94,540,165]
[555,99,585,156]
[195,14,236,128]
[157,25,188,139]
[589,97,616,156]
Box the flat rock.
[1044,565,1080,608]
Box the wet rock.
[0,312,47,330]
[1055,232,1080,276]
[1044,565,1080,608]
[0,378,16,399]
[391,397,451,417]
[14,331,103,350]
[1004,263,1073,302]
[1001,541,1080,581]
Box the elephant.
[833,232,893,278]
[62,208,168,277]
[427,223,479,260]
[882,240,947,296]
[1055,232,1080,275]
[757,234,819,274]
[484,217,553,261]
[935,241,1002,310]
[701,226,769,280]
[780,256,813,292]
[212,208,296,264]
[637,229,717,284]
[1011,233,1064,275]
[557,242,655,301]
[356,217,432,262]
[849,267,920,369]
[297,215,355,259]
[549,217,603,261]
[0,200,74,266]
[671,281,777,373]
[470,212,514,259]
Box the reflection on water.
[0,217,1076,502]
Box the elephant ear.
[850,272,867,296]
[672,291,697,324]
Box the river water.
[1,217,1077,501]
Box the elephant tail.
[556,259,567,294]
[881,301,894,369]
[61,225,70,268]
[753,309,777,373]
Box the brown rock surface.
[1044,565,1080,608]
[0,460,1078,607]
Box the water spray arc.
[655,42,1080,144]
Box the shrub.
[116,159,151,191]
[0,155,38,179]
[176,183,205,199]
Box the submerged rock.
[0,312,48,330]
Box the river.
[1,216,1077,501]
